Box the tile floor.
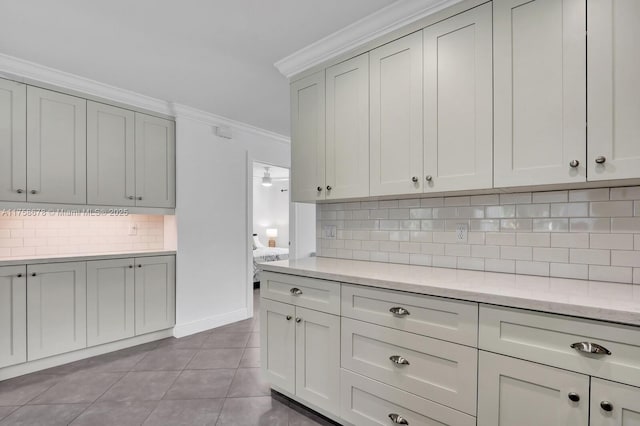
[0,290,336,426]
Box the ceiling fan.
[258,166,289,187]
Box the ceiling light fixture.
[261,167,273,187]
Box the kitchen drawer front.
[340,369,476,426]
[342,318,477,415]
[261,272,340,315]
[341,284,478,346]
[479,304,640,387]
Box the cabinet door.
[591,378,640,425]
[135,113,176,208]
[87,258,135,347]
[260,298,295,394]
[0,266,26,368]
[370,32,423,196]
[325,54,369,200]
[87,102,136,206]
[587,0,640,181]
[478,351,589,426]
[295,307,340,415]
[134,255,175,334]
[0,79,27,202]
[424,3,493,192]
[291,71,326,203]
[26,86,86,204]
[27,262,87,360]
[493,0,586,187]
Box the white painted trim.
[0,329,173,381]
[173,308,250,338]
[0,53,291,143]
[171,103,290,144]
[274,0,465,79]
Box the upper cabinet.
[587,0,640,181]
[291,71,326,203]
[325,54,370,200]
[0,79,27,203]
[370,32,423,197]
[134,113,176,208]
[27,86,87,204]
[423,3,493,192]
[494,0,586,187]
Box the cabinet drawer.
[341,318,477,415]
[341,284,478,346]
[261,272,340,315]
[479,304,640,387]
[340,369,476,426]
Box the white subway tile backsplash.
[317,187,640,283]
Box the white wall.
[292,203,317,259]
[253,176,290,248]
[174,116,290,337]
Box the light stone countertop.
[260,257,640,327]
[0,250,176,267]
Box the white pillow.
[253,234,265,249]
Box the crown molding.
[170,103,290,144]
[274,0,464,79]
[0,53,289,144]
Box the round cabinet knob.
[128,196,135,200]
[317,186,322,192]
[17,273,23,278]
[568,392,580,402]
[128,265,134,269]
[295,317,302,323]
[326,185,332,191]
[137,196,143,201]
[569,160,580,168]
[425,175,433,182]
[137,264,142,268]
[595,156,607,164]
[286,315,292,321]
[600,401,613,412]
[411,176,418,183]
[30,190,38,194]
[31,273,36,277]
[16,189,24,194]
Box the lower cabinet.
[591,378,640,426]
[27,262,87,361]
[134,255,176,335]
[0,266,27,368]
[478,351,590,426]
[87,258,136,346]
[260,298,340,416]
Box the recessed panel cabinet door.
[588,0,640,181]
[0,78,27,202]
[134,255,175,334]
[0,266,26,368]
[493,0,586,187]
[424,3,493,192]
[591,378,640,425]
[135,113,176,208]
[478,351,589,426]
[87,102,136,206]
[325,54,369,200]
[27,262,87,360]
[291,71,325,203]
[370,32,423,196]
[260,298,295,394]
[295,307,340,415]
[87,258,135,346]
[26,86,87,204]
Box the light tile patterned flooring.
[0,290,336,426]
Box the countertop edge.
[0,251,177,267]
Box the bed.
[252,234,288,283]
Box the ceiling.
[0,0,396,136]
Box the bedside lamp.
[266,228,278,247]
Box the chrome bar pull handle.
[389,355,410,366]
[388,413,409,425]
[290,288,303,296]
[389,306,410,317]
[570,342,611,355]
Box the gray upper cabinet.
[135,113,176,208]
[0,79,27,203]
[87,101,136,206]
[0,266,27,369]
[26,86,87,204]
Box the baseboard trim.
[173,308,251,338]
[0,329,173,381]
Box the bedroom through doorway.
[251,161,290,287]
